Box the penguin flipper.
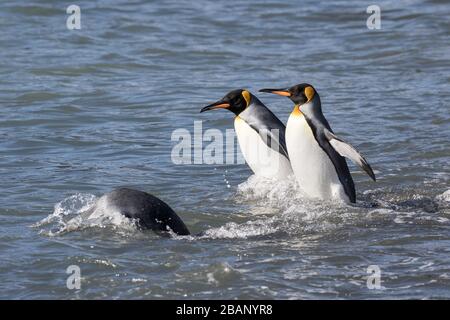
[239,98,290,160]
[324,130,376,181]
[254,126,290,160]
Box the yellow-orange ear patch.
[292,105,303,117]
[242,90,251,106]
[304,86,315,102]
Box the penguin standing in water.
[260,84,375,203]
[200,89,293,179]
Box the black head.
[259,83,317,105]
[200,89,252,116]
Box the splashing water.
[199,175,450,240]
[35,175,450,241]
[34,193,138,236]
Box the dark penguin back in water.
[106,188,190,236]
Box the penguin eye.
[233,95,244,107]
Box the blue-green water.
[0,0,449,299]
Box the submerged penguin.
[260,84,376,203]
[201,89,293,179]
[97,188,190,236]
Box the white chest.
[286,111,347,201]
[234,117,292,179]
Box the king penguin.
[260,84,376,203]
[200,89,293,179]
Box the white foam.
[197,174,346,239]
[35,180,450,239]
[436,189,450,203]
[237,174,301,207]
[33,193,97,228]
[206,262,239,286]
[200,219,279,239]
[201,174,450,239]
[35,193,138,236]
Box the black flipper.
[305,119,356,203]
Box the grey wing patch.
[241,103,290,160]
[248,123,290,160]
[324,129,376,181]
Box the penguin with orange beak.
[201,89,293,179]
[260,84,375,203]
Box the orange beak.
[200,101,230,112]
[259,88,291,97]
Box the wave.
[35,177,450,239]
[33,193,138,236]
[199,177,450,240]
